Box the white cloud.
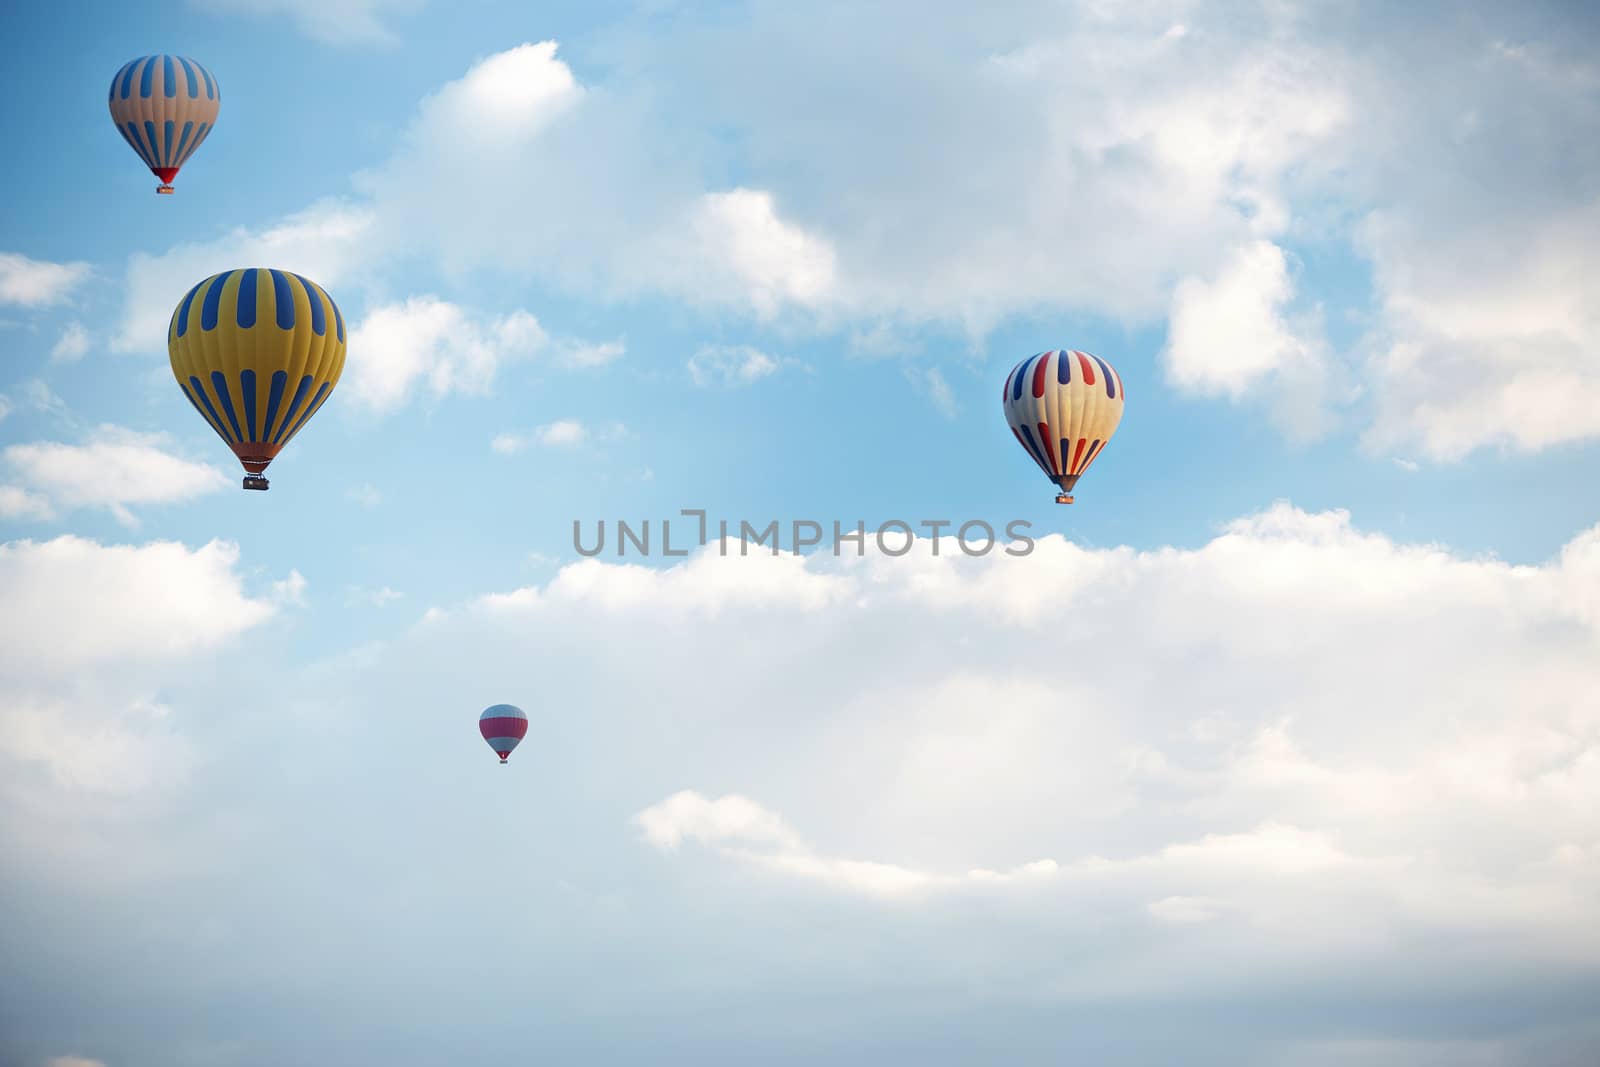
[46,1057,108,1067]
[537,419,586,447]
[108,9,1600,462]
[404,40,581,144]
[0,535,283,793]
[344,584,404,607]
[491,419,627,454]
[552,339,624,368]
[19,379,66,418]
[687,345,781,387]
[921,366,957,418]
[1163,241,1322,399]
[654,188,839,316]
[451,502,1600,959]
[0,485,54,521]
[49,321,90,363]
[187,0,422,45]
[5,502,1600,1056]
[114,201,375,353]
[0,393,11,421]
[0,252,90,307]
[1359,198,1600,459]
[636,789,1061,897]
[346,483,381,507]
[0,536,277,677]
[344,298,545,413]
[1148,895,1226,924]
[272,569,308,605]
[1,427,229,526]
[124,19,1350,335]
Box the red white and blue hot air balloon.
[479,704,528,764]
[1002,348,1126,504]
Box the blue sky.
[3,2,1599,1065]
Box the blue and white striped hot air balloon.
[108,55,220,194]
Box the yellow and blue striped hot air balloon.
[108,55,220,194]
[168,269,347,491]
[1002,349,1126,505]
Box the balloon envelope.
[167,269,347,489]
[479,705,529,763]
[109,55,220,193]
[1002,349,1126,502]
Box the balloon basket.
[243,475,270,491]
[1055,494,1074,505]
[156,185,175,195]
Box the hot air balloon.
[480,705,528,764]
[109,55,220,195]
[1002,349,1125,504]
[168,269,347,491]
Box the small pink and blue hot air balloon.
[479,704,528,764]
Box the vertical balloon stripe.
[268,271,296,329]
[179,58,199,98]
[124,123,152,166]
[1076,352,1096,385]
[281,382,332,444]
[1111,366,1125,400]
[291,275,326,335]
[174,122,194,164]
[1058,349,1072,383]
[240,370,258,442]
[122,123,142,164]
[1031,352,1051,398]
[162,121,175,165]
[175,282,203,338]
[189,375,234,444]
[236,270,259,329]
[272,376,315,445]
[1037,423,1059,473]
[163,56,176,97]
[139,57,155,98]
[1011,359,1029,401]
[1081,440,1103,472]
[1071,438,1088,472]
[116,123,144,162]
[1018,424,1050,472]
[179,384,222,441]
[201,273,230,331]
[143,121,160,164]
[118,61,137,100]
[263,370,289,440]
[201,65,216,99]
[211,371,244,442]
[332,299,345,343]
[1091,355,1116,398]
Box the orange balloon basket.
[1055,494,1075,505]
[156,185,175,195]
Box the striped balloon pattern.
[167,269,347,483]
[479,705,529,764]
[108,55,220,193]
[1002,349,1126,502]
